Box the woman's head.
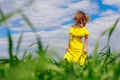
[73,10,89,26]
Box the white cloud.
[24,0,98,29]
[102,0,120,7]
[99,9,117,16]
[68,0,99,14]
[0,0,99,31]
[0,0,29,14]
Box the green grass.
[0,5,120,80]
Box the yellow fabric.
[64,26,90,66]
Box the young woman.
[64,10,90,66]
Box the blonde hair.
[73,10,89,26]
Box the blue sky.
[0,0,120,58]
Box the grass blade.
[0,8,6,24]
[99,45,109,54]
[21,13,44,55]
[108,18,119,42]
[36,35,43,52]
[22,42,37,60]
[21,13,36,31]
[93,38,99,56]
[0,59,9,64]
[0,8,5,21]
[28,42,37,47]
[7,28,13,66]
[0,8,22,25]
[22,49,27,61]
[94,19,119,56]
[107,19,119,54]
[15,31,24,57]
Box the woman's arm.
[84,35,89,53]
[66,40,70,51]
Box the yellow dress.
[64,26,90,65]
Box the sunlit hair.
[73,10,89,26]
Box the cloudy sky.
[0,0,120,59]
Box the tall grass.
[0,4,120,80]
